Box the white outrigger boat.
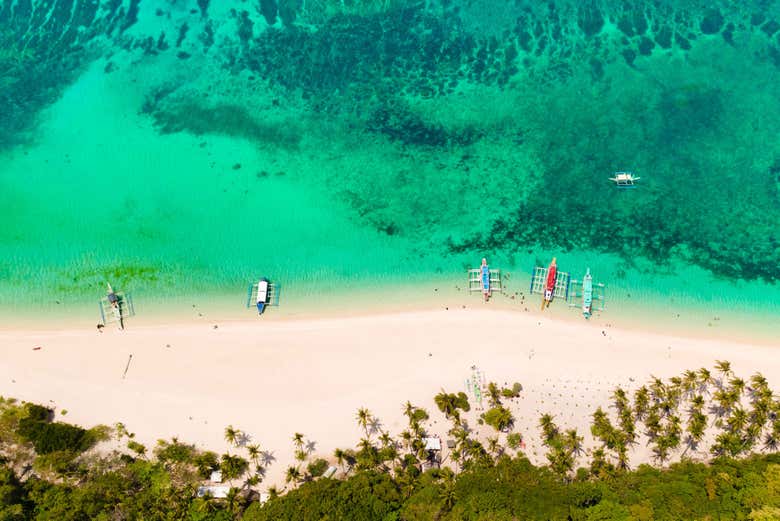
[609,172,640,187]
[98,283,135,329]
[245,278,280,314]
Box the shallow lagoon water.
[1,0,778,333]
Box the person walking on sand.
[480,258,491,302]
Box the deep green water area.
[1,0,779,328]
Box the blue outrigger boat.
[567,268,605,318]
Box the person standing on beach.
[481,258,491,302]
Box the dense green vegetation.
[1,361,779,519]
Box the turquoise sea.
[1,0,779,333]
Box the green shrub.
[194,451,219,479]
[33,450,78,475]
[482,406,513,432]
[25,404,52,422]
[506,433,523,450]
[220,454,249,481]
[18,419,92,455]
[154,439,195,464]
[127,440,146,457]
[454,392,470,412]
[501,383,523,398]
[411,408,429,423]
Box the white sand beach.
[0,306,777,489]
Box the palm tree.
[616,447,630,471]
[437,470,457,515]
[487,382,502,407]
[689,394,705,413]
[644,408,662,441]
[726,407,748,433]
[356,408,372,438]
[619,408,636,444]
[334,447,347,472]
[379,432,394,449]
[665,415,682,448]
[697,367,713,393]
[434,391,460,422]
[711,388,734,418]
[506,432,523,452]
[539,413,558,443]
[633,386,650,420]
[749,373,768,397]
[682,370,698,398]
[403,401,415,421]
[684,410,707,455]
[764,422,780,452]
[285,466,302,487]
[246,444,261,467]
[547,444,575,480]
[486,436,501,459]
[728,377,746,397]
[224,425,240,449]
[399,430,414,453]
[564,429,584,457]
[714,360,732,388]
[589,448,612,478]
[292,432,305,450]
[612,388,628,411]
[649,377,666,402]
[225,487,247,516]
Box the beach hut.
[196,485,230,498]
[423,437,442,451]
[422,436,442,469]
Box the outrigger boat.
[542,258,557,309]
[245,278,280,312]
[581,269,594,317]
[567,268,606,318]
[98,283,135,329]
[609,172,640,188]
[467,267,503,294]
[530,257,570,310]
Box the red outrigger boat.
[541,257,557,309]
